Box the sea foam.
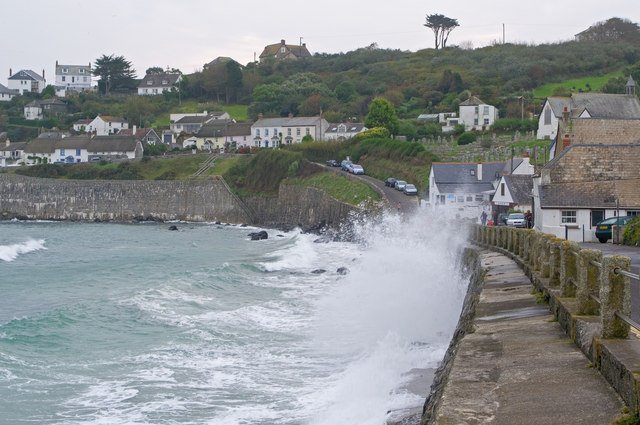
[0,239,46,262]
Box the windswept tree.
[93,54,136,95]
[424,14,460,49]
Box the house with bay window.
[8,69,46,94]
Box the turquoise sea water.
[0,211,468,424]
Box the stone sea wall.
[0,174,360,232]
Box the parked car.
[506,213,526,228]
[341,160,352,172]
[490,213,509,226]
[385,177,397,187]
[394,180,407,191]
[326,159,340,167]
[350,164,364,175]
[595,216,634,243]
[403,184,418,195]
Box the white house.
[324,123,367,141]
[491,174,534,214]
[0,140,27,167]
[170,111,230,135]
[24,135,143,164]
[195,122,253,150]
[251,115,330,148]
[87,135,143,160]
[138,72,182,96]
[533,144,640,242]
[0,83,19,101]
[7,69,46,94]
[23,99,67,120]
[55,61,92,94]
[428,161,508,222]
[458,96,499,131]
[537,97,571,140]
[119,127,162,145]
[86,115,129,136]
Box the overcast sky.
[2,0,638,85]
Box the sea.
[0,209,470,425]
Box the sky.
[2,0,639,85]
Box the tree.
[364,97,400,135]
[424,14,459,49]
[125,96,157,127]
[146,66,164,75]
[93,54,136,95]
[575,18,640,43]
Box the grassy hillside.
[533,71,623,98]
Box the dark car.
[489,213,509,226]
[385,177,397,187]
[325,159,340,167]
[595,216,634,243]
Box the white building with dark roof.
[324,123,367,141]
[55,61,92,94]
[138,72,181,96]
[251,115,330,148]
[537,97,571,140]
[85,115,129,136]
[0,83,19,101]
[8,69,46,94]
[458,96,499,131]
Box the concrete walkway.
[432,250,626,425]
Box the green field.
[533,72,622,98]
[285,172,380,208]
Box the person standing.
[480,210,487,225]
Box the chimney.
[288,112,293,118]
[56,60,58,67]
[258,113,263,119]
[42,69,45,80]
[302,43,306,48]
[9,68,12,77]
[133,125,137,135]
[5,139,9,147]
[477,163,483,181]
[281,39,286,45]
[562,106,570,122]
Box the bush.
[457,132,477,145]
[623,217,640,246]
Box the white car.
[394,180,407,191]
[506,213,526,227]
[350,164,364,175]
[403,184,418,195]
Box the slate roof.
[176,115,221,124]
[97,115,127,123]
[571,93,640,119]
[459,96,486,106]
[37,132,66,139]
[0,141,27,152]
[325,123,366,133]
[539,144,640,208]
[138,72,181,88]
[504,174,534,204]
[197,121,251,137]
[88,135,140,152]
[545,97,571,117]
[0,83,19,95]
[254,117,325,127]
[119,127,159,140]
[9,69,44,81]
[55,64,91,75]
[431,162,507,194]
[259,40,311,59]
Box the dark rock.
[337,267,349,275]
[249,230,268,240]
[168,225,178,231]
[312,269,326,274]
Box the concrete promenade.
[430,250,626,425]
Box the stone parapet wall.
[572,118,640,145]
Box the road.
[321,164,421,213]
[580,242,640,325]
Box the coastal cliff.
[0,174,361,231]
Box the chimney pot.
[9,68,12,76]
[281,39,285,45]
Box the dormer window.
[147,80,153,85]
[79,69,85,74]
[470,169,475,176]
[162,80,168,85]
[281,47,286,53]
[62,68,68,73]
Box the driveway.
[580,242,640,325]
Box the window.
[256,129,260,136]
[79,69,85,74]
[62,68,68,73]
[305,128,310,135]
[439,195,445,204]
[287,128,291,135]
[265,128,269,136]
[83,77,88,82]
[470,169,475,176]
[474,106,479,114]
[500,183,505,196]
[457,196,464,203]
[466,196,473,202]
[296,128,301,136]
[483,106,489,115]
[544,106,552,125]
[475,194,484,202]
[273,128,277,135]
[474,118,479,125]
[627,210,640,217]
[147,80,153,85]
[561,210,577,224]
[61,76,66,82]
[60,149,65,156]
[484,118,490,125]
[281,47,286,53]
